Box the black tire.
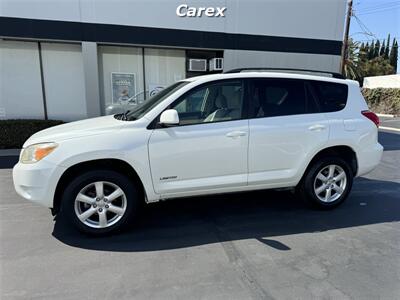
[61,169,140,235]
[296,156,353,210]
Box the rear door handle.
[226,131,247,138]
[308,124,327,131]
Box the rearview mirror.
[159,109,179,126]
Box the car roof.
[183,72,356,86]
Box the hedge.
[362,88,400,116]
[0,119,64,149]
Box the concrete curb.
[379,126,400,132]
[377,113,396,118]
[0,149,20,157]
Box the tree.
[360,42,365,54]
[379,40,385,57]
[360,56,395,77]
[343,35,397,82]
[384,34,391,59]
[359,42,368,62]
[343,39,362,82]
[368,41,375,59]
[374,40,380,58]
[389,39,398,72]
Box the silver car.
[105,91,150,115]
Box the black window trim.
[148,78,249,129]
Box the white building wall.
[0,0,346,41]
[0,40,44,119]
[363,75,400,88]
[224,50,342,73]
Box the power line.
[354,37,399,43]
[353,1,400,15]
[352,14,377,39]
[357,5,400,16]
[354,0,400,12]
[356,2,400,10]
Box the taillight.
[362,110,380,127]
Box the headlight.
[20,142,58,164]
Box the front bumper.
[13,159,66,208]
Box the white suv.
[13,70,383,235]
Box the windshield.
[125,81,189,121]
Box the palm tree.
[343,39,362,82]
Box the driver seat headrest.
[215,94,227,108]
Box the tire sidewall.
[61,170,138,235]
[302,157,353,209]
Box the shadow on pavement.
[53,177,400,252]
[379,131,400,151]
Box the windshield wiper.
[114,110,134,121]
[122,110,131,121]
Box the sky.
[350,0,400,72]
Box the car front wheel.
[61,170,139,235]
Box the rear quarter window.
[312,81,348,112]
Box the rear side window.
[311,81,348,112]
[249,79,318,118]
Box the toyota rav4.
[13,69,383,235]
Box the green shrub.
[361,88,400,115]
[0,119,64,149]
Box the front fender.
[44,129,158,204]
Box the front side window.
[250,79,307,118]
[170,80,244,125]
[126,81,189,120]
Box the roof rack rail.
[223,68,345,79]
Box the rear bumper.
[356,143,383,176]
[13,160,66,208]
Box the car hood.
[24,115,125,147]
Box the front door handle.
[308,124,327,131]
[226,131,247,138]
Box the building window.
[144,48,186,98]
[98,46,144,115]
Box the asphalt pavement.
[0,130,399,299]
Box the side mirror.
[159,109,179,127]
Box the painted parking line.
[379,126,400,132]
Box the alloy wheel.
[313,164,347,203]
[74,181,127,228]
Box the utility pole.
[341,0,353,75]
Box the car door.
[247,78,330,186]
[148,79,249,195]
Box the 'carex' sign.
[176,4,227,17]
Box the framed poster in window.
[111,72,136,104]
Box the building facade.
[0,0,347,121]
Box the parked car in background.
[105,91,150,115]
[13,69,383,235]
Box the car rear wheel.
[297,157,353,209]
[61,170,139,235]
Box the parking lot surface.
[1,130,399,300]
